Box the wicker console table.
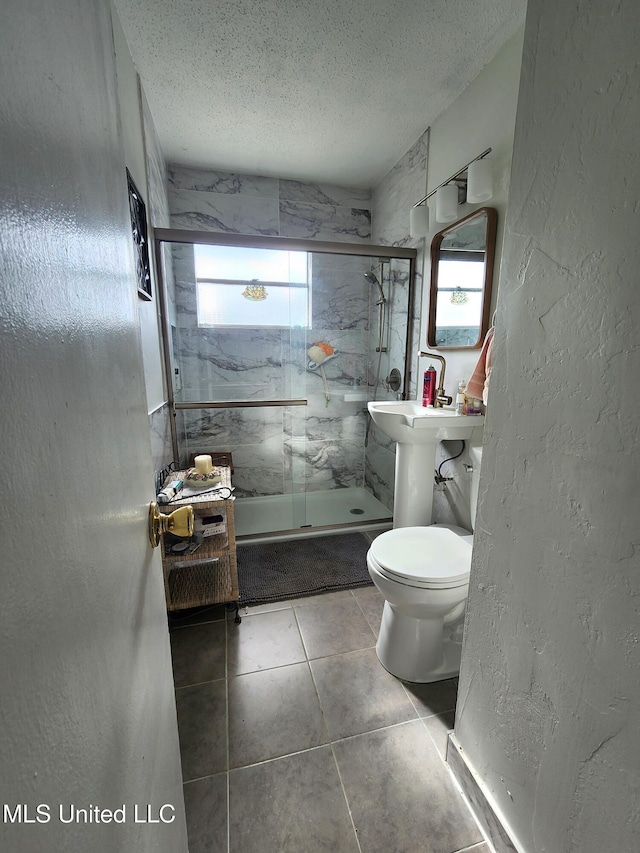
[158,466,240,621]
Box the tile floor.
[169,587,488,853]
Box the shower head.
[364,271,386,304]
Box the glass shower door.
[156,232,415,540]
[159,239,310,536]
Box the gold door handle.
[148,502,195,548]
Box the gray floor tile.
[352,585,385,637]
[227,608,306,675]
[294,595,376,659]
[311,647,418,740]
[183,774,228,853]
[229,747,359,853]
[424,710,456,759]
[333,720,482,853]
[176,680,227,782]
[403,677,459,717]
[170,620,226,688]
[228,662,328,768]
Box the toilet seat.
[369,526,471,588]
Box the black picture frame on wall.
[127,169,152,301]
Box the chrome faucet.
[419,352,452,408]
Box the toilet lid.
[369,526,471,586]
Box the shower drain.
[350,508,365,515]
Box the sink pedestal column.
[393,442,437,528]
[367,400,483,530]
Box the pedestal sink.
[368,401,484,527]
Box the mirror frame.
[427,206,498,349]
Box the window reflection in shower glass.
[194,244,310,328]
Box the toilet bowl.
[367,442,482,683]
[367,524,472,682]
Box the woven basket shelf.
[166,553,239,612]
[159,466,239,613]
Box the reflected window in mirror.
[427,207,497,349]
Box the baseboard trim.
[446,733,521,853]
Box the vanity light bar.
[411,148,492,212]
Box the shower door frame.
[153,227,417,468]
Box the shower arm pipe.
[174,399,308,409]
[410,147,492,211]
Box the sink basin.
[368,401,485,528]
[368,401,484,444]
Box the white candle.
[194,454,213,474]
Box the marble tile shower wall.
[168,167,376,498]
[174,254,373,497]
[168,166,372,242]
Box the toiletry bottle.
[157,479,184,505]
[455,379,467,415]
[422,364,437,407]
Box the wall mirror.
[427,207,497,349]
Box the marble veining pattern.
[170,188,279,235]
[164,162,422,504]
[284,436,364,492]
[280,178,371,209]
[364,422,397,512]
[311,270,369,330]
[284,396,366,443]
[169,165,279,197]
[279,199,371,242]
[372,129,429,246]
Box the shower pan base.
[234,487,392,545]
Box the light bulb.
[467,159,493,202]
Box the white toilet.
[367,445,482,683]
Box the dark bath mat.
[237,533,373,606]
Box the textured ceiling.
[115,0,526,188]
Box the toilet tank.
[469,444,483,531]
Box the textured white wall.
[420,26,524,403]
[421,28,524,530]
[456,0,640,850]
[112,5,167,414]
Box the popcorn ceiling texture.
[455,0,640,850]
[114,0,525,186]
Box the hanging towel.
[467,326,494,403]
